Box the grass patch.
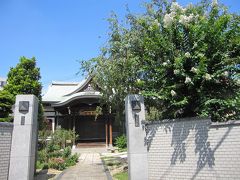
[113,171,128,180]
[105,160,121,167]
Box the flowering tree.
[82,0,240,121]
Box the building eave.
[52,91,101,107]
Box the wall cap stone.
[142,117,240,127]
[142,117,210,125]
[0,122,14,127]
[210,120,240,127]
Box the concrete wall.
[146,118,240,180]
[0,122,13,180]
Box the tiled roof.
[42,77,101,104]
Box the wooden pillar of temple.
[109,117,113,147]
[105,118,109,147]
[72,113,76,147]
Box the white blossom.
[185,77,192,84]
[179,14,195,26]
[204,73,212,80]
[179,15,188,26]
[211,0,218,7]
[226,111,236,118]
[223,71,229,77]
[198,53,204,58]
[112,88,116,94]
[191,67,197,73]
[185,52,191,58]
[162,62,168,66]
[154,19,160,27]
[170,2,183,12]
[193,42,198,48]
[163,13,174,28]
[171,90,177,96]
[169,11,176,18]
[174,69,180,75]
[188,13,195,21]
[149,26,153,31]
[236,79,240,85]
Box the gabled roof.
[63,76,92,96]
[42,77,101,105]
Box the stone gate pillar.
[8,95,38,180]
[125,94,148,180]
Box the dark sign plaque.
[131,100,141,111]
[19,101,29,112]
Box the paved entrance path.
[57,149,109,180]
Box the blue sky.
[0,0,239,92]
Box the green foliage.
[63,146,71,158]
[146,106,162,121]
[95,106,103,120]
[81,0,240,122]
[0,90,14,121]
[51,128,78,149]
[38,149,48,163]
[37,129,79,170]
[115,135,127,150]
[0,116,13,122]
[2,56,44,125]
[113,171,128,180]
[38,130,52,149]
[48,157,66,170]
[64,153,79,167]
[36,161,48,170]
[4,56,42,97]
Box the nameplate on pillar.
[135,114,140,127]
[19,101,29,113]
[21,116,25,125]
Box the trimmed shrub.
[48,157,66,170]
[115,135,127,150]
[63,147,71,158]
[65,153,79,167]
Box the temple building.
[42,76,118,147]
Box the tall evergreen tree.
[4,56,42,98]
[3,56,43,126]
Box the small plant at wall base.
[115,135,127,151]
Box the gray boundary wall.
[0,122,13,180]
[8,95,39,180]
[145,118,240,180]
[125,95,240,180]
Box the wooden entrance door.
[75,115,105,141]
